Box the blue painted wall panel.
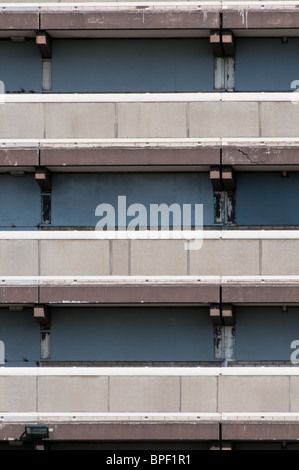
[0,39,41,93]
[0,175,41,229]
[50,307,214,362]
[236,307,299,360]
[51,38,214,93]
[51,172,214,227]
[235,172,299,226]
[0,308,40,366]
[235,38,299,91]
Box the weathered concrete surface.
[2,236,299,277]
[0,98,298,139]
[0,368,298,414]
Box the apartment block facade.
[1,0,299,451]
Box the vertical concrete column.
[35,168,52,225]
[211,304,235,365]
[42,60,52,92]
[210,30,235,91]
[210,166,235,225]
[34,305,51,361]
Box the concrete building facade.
[1,0,299,451]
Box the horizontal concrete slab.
[0,368,299,417]
[2,233,299,279]
[0,95,297,140]
[38,283,220,305]
[40,9,220,31]
[3,141,299,171]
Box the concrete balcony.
[1,367,299,443]
[1,93,299,140]
[1,230,299,278]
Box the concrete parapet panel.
[261,102,299,137]
[189,239,260,276]
[37,376,109,412]
[181,375,218,413]
[40,240,110,276]
[111,239,130,276]
[189,101,259,138]
[0,376,37,412]
[0,103,44,139]
[261,239,299,275]
[130,239,188,275]
[117,102,187,138]
[289,377,299,412]
[218,376,290,412]
[44,103,116,139]
[0,240,39,276]
[109,375,180,412]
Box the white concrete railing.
[1,230,299,277]
[0,229,298,239]
[1,93,298,139]
[1,366,299,418]
[1,92,298,102]
[0,1,298,9]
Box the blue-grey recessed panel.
[235,172,299,226]
[52,39,214,92]
[236,307,299,360]
[50,307,213,361]
[0,39,41,93]
[0,174,41,229]
[235,38,299,91]
[51,172,214,227]
[0,308,40,366]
